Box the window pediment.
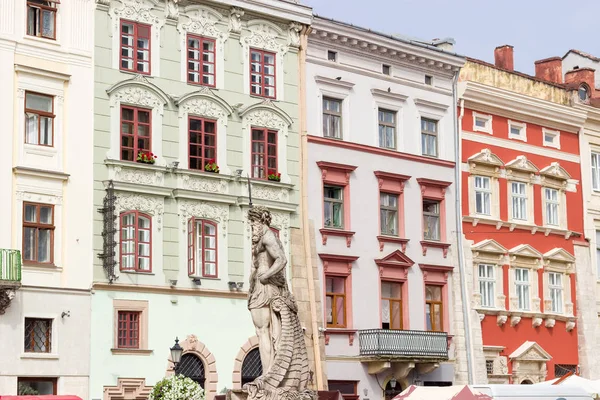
[178,6,226,39]
[239,99,293,131]
[468,149,504,170]
[540,162,571,182]
[176,88,233,121]
[375,250,414,269]
[112,0,162,27]
[505,155,539,179]
[509,244,543,269]
[242,19,287,54]
[508,341,551,361]
[543,248,575,273]
[472,239,507,263]
[319,253,359,276]
[107,75,171,114]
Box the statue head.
[247,206,272,226]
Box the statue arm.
[259,232,287,280]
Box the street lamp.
[389,377,397,389]
[170,337,183,372]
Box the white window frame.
[544,187,560,226]
[592,152,600,192]
[596,229,600,279]
[510,181,528,221]
[548,272,563,314]
[515,268,530,311]
[472,111,493,135]
[474,176,491,216]
[542,128,560,150]
[508,120,527,142]
[478,263,495,308]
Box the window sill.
[23,263,61,272]
[508,135,527,142]
[377,235,409,252]
[119,270,155,275]
[21,353,59,360]
[420,240,451,258]
[22,35,61,47]
[111,348,153,355]
[463,216,578,239]
[249,94,278,102]
[320,228,355,248]
[324,328,357,346]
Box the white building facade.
[305,17,469,399]
[0,0,94,397]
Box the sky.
[301,0,600,75]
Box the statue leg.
[251,307,273,372]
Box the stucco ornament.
[112,86,165,114]
[181,175,228,194]
[180,7,223,39]
[114,166,164,186]
[242,206,315,400]
[228,7,244,34]
[181,98,227,121]
[244,104,288,131]
[179,201,229,237]
[164,0,179,20]
[113,0,161,26]
[288,22,302,47]
[243,23,287,55]
[116,193,164,230]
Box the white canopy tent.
[536,375,600,398]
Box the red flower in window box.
[267,170,281,182]
[136,151,156,164]
[204,159,220,173]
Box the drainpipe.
[298,24,324,390]
[453,73,474,384]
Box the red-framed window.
[23,202,55,264]
[121,105,151,162]
[250,49,276,99]
[25,92,54,146]
[326,275,347,328]
[187,218,218,278]
[189,117,217,170]
[120,20,151,75]
[187,34,216,87]
[251,128,277,179]
[117,311,140,349]
[27,0,58,40]
[120,211,152,272]
[328,381,359,400]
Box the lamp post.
[389,378,397,389]
[170,337,183,373]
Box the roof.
[563,49,600,62]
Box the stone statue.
[242,206,314,400]
[229,7,244,34]
[165,0,179,20]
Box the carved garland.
[244,105,289,133]
[180,175,228,194]
[241,21,288,57]
[111,0,164,45]
[179,201,229,237]
[110,85,166,115]
[113,166,165,186]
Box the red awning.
[0,396,81,400]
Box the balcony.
[0,249,22,315]
[358,329,448,360]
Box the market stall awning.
[393,385,492,400]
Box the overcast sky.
[301,0,599,75]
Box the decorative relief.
[0,288,17,315]
[544,318,555,328]
[497,315,507,326]
[165,0,179,20]
[181,175,228,193]
[566,320,576,332]
[245,108,287,131]
[242,22,287,55]
[181,8,221,38]
[180,98,227,121]
[115,193,164,230]
[510,315,521,327]
[498,357,508,375]
[179,201,229,237]
[17,89,25,99]
[112,86,165,114]
[250,184,289,202]
[228,7,244,34]
[288,22,302,47]
[16,191,63,205]
[114,166,164,186]
[113,0,161,28]
[532,317,543,328]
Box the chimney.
[565,67,596,91]
[494,45,514,71]
[535,57,563,84]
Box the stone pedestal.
[226,389,322,400]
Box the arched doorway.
[178,353,206,388]
[384,380,403,400]
[241,348,263,386]
[520,379,533,384]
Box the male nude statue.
[247,206,289,373]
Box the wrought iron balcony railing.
[359,329,448,359]
[0,249,22,284]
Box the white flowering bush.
[149,374,205,400]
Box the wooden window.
[423,199,440,241]
[188,117,216,170]
[592,152,600,191]
[378,109,396,149]
[24,318,52,353]
[251,127,277,179]
[381,281,402,330]
[120,106,151,162]
[596,230,600,277]
[323,97,342,139]
[117,311,140,349]
[23,203,54,264]
[18,377,57,395]
[544,188,559,226]
[380,193,398,236]
[478,264,495,308]
[511,182,527,221]
[549,272,563,313]
[27,0,57,40]
[187,218,218,278]
[515,268,530,311]
[25,92,54,146]
[425,285,443,331]
[250,49,276,98]
[474,176,491,216]
[328,381,358,400]
[187,35,216,87]
[421,118,438,157]
[326,276,346,328]
[120,20,151,74]
[120,211,152,273]
[324,186,344,229]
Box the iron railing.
[0,249,22,283]
[359,329,448,359]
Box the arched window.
[579,85,589,102]
[520,379,533,384]
[241,348,262,386]
[178,353,205,388]
[120,211,151,272]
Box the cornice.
[15,64,71,81]
[92,282,247,299]
[371,88,408,103]
[414,98,449,111]
[314,75,355,90]
[13,166,70,181]
[105,180,173,197]
[203,0,312,25]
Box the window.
[543,128,560,149]
[486,360,494,375]
[475,117,486,128]
[18,378,57,395]
[120,106,151,162]
[425,285,443,331]
[27,0,57,39]
[241,348,262,386]
[548,272,563,313]
[591,152,600,191]
[179,354,206,388]
[378,109,396,149]
[421,118,438,157]
[381,281,402,329]
[544,188,559,226]
[473,112,492,134]
[24,318,52,353]
[382,64,391,75]
[328,381,358,400]
[380,193,398,235]
[323,97,342,139]
[423,200,440,241]
[23,203,54,264]
[187,35,215,86]
[579,85,589,102]
[555,364,578,378]
[324,186,344,229]
[326,276,346,328]
[510,182,527,221]
[117,311,140,349]
[120,20,151,74]
[187,219,217,278]
[120,211,151,272]
[251,128,277,179]
[188,117,216,170]
[327,50,337,62]
[596,230,600,278]
[25,92,54,146]
[478,264,495,308]
[425,75,433,85]
[508,121,526,141]
[250,49,276,98]
[515,268,530,311]
[474,176,491,215]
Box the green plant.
[149,375,204,400]
[137,151,157,164]
[18,383,39,395]
[267,169,281,182]
[204,159,219,173]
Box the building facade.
[0,0,94,397]
[305,17,467,398]
[90,1,314,399]
[459,46,589,384]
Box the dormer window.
[579,85,589,102]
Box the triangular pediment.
[509,341,552,361]
[543,248,575,263]
[472,239,508,254]
[508,244,543,259]
[467,149,504,167]
[375,250,415,268]
[505,155,539,173]
[540,162,571,181]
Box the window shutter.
[188,217,196,276]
